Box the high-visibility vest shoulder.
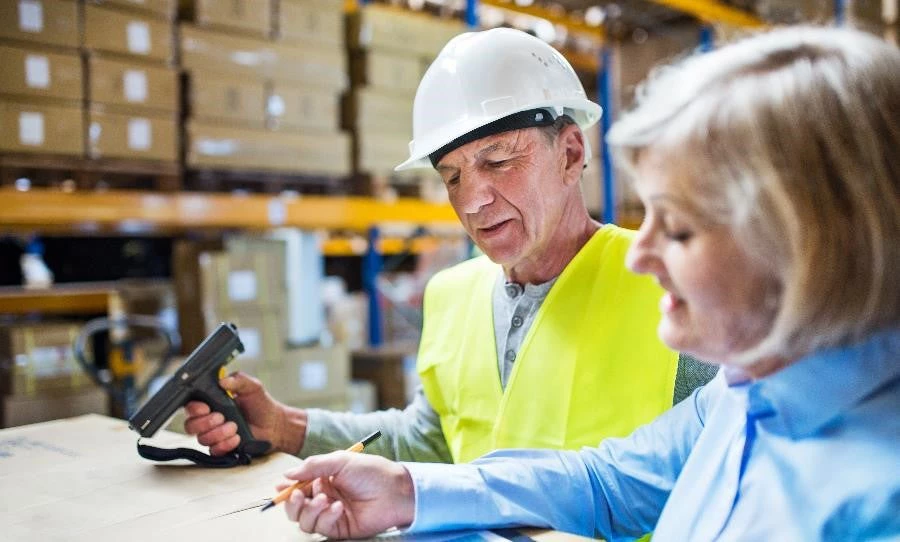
[418,224,678,463]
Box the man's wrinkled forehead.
[436,129,536,169]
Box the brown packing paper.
[0,44,82,102]
[0,98,83,155]
[0,414,316,541]
[0,0,80,49]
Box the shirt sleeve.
[300,385,453,463]
[406,381,715,540]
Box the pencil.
[260,430,382,512]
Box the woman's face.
[625,154,781,366]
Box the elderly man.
[184,28,714,463]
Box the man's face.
[435,128,569,268]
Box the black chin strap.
[136,438,270,468]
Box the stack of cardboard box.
[344,5,465,184]
[84,0,180,162]
[181,0,351,176]
[0,0,84,156]
[175,236,351,411]
[0,321,108,428]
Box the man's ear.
[560,124,586,187]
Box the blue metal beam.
[466,0,479,28]
[598,46,616,225]
[364,226,384,347]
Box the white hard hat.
[395,27,602,171]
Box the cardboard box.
[173,238,225,355]
[347,378,377,413]
[93,0,178,20]
[278,0,344,47]
[0,44,82,102]
[198,236,287,313]
[88,56,178,112]
[344,87,413,133]
[187,120,352,176]
[83,4,174,63]
[267,83,339,132]
[0,322,93,397]
[260,344,349,403]
[0,99,83,155]
[184,0,272,37]
[351,344,418,409]
[2,387,108,428]
[188,72,266,126]
[87,109,178,161]
[181,24,347,90]
[350,50,422,93]
[347,4,465,56]
[204,307,286,372]
[355,130,411,175]
[0,0,79,49]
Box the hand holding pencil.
[262,430,383,512]
[277,438,417,539]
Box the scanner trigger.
[218,366,236,399]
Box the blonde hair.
[608,26,900,362]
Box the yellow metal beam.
[480,0,606,41]
[648,0,767,27]
[0,189,459,232]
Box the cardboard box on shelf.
[260,344,349,404]
[180,24,347,90]
[350,50,422,93]
[1,386,108,428]
[173,238,225,355]
[347,379,377,413]
[188,72,267,127]
[92,0,177,20]
[346,4,466,57]
[197,236,287,313]
[0,0,79,49]
[87,108,179,161]
[184,0,272,38]
[187,120,352,176]
[351,344,418,410]
[267,83,339,132]
[204,307,286,373]
[88,56,178,113]
[354,130,411,175]
[343,87,413,133]
[0,99,83,155]
[277,0,344,47]
[0,322,93,397]
[0,44,82,102]
[83,4,174,64]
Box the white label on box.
[127,118,152,151]
[19,112,44,146]
[126,21,151,55]
[24,55,50,89]
[228,270,258,302]
[29,346,69,377]
[267,199,286,226]
[123,69,148,103]
[300,360,328,391]
[240,328,261,360]
[18,0,43,33]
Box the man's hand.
[182,371,307,455]
[281,451,416,539]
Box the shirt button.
[505,349,516,362]
[511,316,523,328]
[505,283,522,298]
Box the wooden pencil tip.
[260,500,275,512]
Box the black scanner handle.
[192,374,271,457]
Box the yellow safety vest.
[418,225,678,463]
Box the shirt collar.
[747,328,900,438]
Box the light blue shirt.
[406,329,900,541]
